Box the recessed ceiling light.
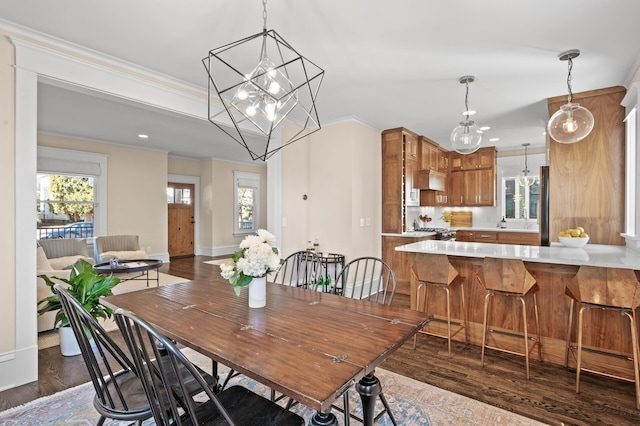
[138,134,149,139]
[489,138,500,142]
[480,126,491,131]
[462,110,476,116]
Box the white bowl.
[558,236,589,248]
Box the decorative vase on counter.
[59,326,81,356]
[248,276,267,308]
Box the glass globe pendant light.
[517,143,535,187]
[450,76,483,154]
[547,49,594,144]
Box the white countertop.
[395,240,640,270]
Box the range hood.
[416,169,446,191]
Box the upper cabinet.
[420,144,449,206]
[450,147,497,207]
[451,148,495,171]
[420,137,439,171]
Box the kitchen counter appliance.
[415,227,456,241]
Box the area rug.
[203,258,231,266]
[37,272,189,349]
[0,348,547,426]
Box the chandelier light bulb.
[265,102,276,117]
[237,90,249,100]
[268,81,280,94]
[246,105,257,117]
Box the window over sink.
[502,177,539,221]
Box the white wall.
[280,120,381,262]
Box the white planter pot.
[59,326,81,356]
[248,276,267,308]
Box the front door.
[167,183,195,258]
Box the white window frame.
[501,175,539,222]
[37,147,108,238]
[233,171,260,236]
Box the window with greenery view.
[233,171,260,236]
[503,177,539,221]
[37,174,95,239]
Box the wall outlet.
[282,217,287,227]
[359,218,365,227]
[365,217,371,226]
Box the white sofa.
[37,238,95,332]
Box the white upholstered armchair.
[94,235,148,263]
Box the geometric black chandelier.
[203,0,324,161]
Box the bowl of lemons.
[558,227,589,247]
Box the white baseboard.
[198,245,238,257]
[344,277,381,299]
[0,344,38,392]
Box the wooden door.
[167,183,195,258]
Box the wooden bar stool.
[564,266,640,409]
[412,253,468,358]
[477,257,542,379]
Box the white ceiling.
[2,0,640,163]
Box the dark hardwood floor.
[2,255,640,425]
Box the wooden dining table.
[102,278,431,426]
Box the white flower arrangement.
[220,229,283,295]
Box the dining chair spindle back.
[114,309,305,426]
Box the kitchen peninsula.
[396,239,640,379]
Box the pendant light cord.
[566,56,574,103]
[263,0,268,32]
[464,80,470,112]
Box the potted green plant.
[37,259,120,356]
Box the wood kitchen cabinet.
[454,230,474,242]
[474,230,497,243]
[450,170,464,206]
[382,128,420,233]
[498,231,540,245]
[419,141,449,206]
[420,136,439,171]
[382,235,434,295]
[451,147,495,171]
[454,230,540,245]
[405,135,419,207]
[448,147,496,206]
